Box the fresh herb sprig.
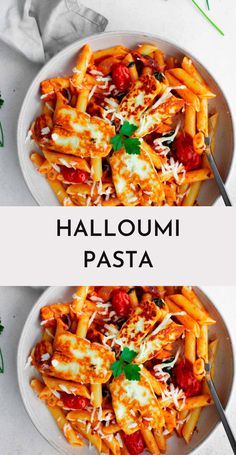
[152,297,165,308]
[0,319,4,374]
[111,121,141,155]
[191,0,224,36]
[0,94,4,147]
[111,347,141,380]
[206,0,210,10]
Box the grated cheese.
[41,353,50,362]
[88,311,97,328]
[24,355,32,368]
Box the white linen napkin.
[0,0,108,64]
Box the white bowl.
[17,31,234,206]
[17,286,234,455]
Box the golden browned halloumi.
[50,106,115,157]
[135,320,184,364]
[118,74,162,125]
[109,144,165,206]
[110,374,164,434]
[135,94,184,138]
[49,332,115,383]
[117,300,162,350]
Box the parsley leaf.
[120,347,138,363]
[127,61,135,68]
[123,137,140,155]
[110,347,141,381]
[154,71,165,82]
[152,297,165,308]
[120,121,138,137]
[124,364,140,381]
[111,360,123,378]
[111,134,123,151]
[110,121,141,155]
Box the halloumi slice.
[135,320,184,364]
[49,332,115,384]
[110,374,164,434]
[135,94,184,138]
[109,144,165,206]
[117,300,162,350]
[51,106,115,157]
[118,74,162,125]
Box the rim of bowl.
[17,285,235,455]
[17,30,235,207]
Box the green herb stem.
[206,0,210,10]
[192,0,224,36]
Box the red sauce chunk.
[111,63,131,92]
[122,430,145,455]
[111,289,131,317]
[60,167,89,183]
[175,133,202,171]
[174,358,202,397]
[60,393,90,409]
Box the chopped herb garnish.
[127,61,135,68]
[191,0,224,36]
[162,356,175,374]
[127,287,135,294]
[206,0,210,10]
[154,71,165,82]
[116,93,126,103]
[120,121,138,137]
[152,297,165,308]
[162,130,175,147]
[111,347,141,381]
[111,120,141,155]
[0,318,4,374]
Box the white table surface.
[0,286,235,455]
[0,0,236,205]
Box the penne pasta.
[71,44,93,89]
[182,407,201,443]
[169,68,215,98]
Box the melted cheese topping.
[118,75,161,125]
[135,95,184,138]
[117,300,161,350]
[135,321,184,364]
[110,374,164,434]
[50,332,115,383]
[109,145,165,206]
[51,107,115,157]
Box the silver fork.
[205,362,236,453]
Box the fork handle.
[206,377,236,454]
[206,153,232,206]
